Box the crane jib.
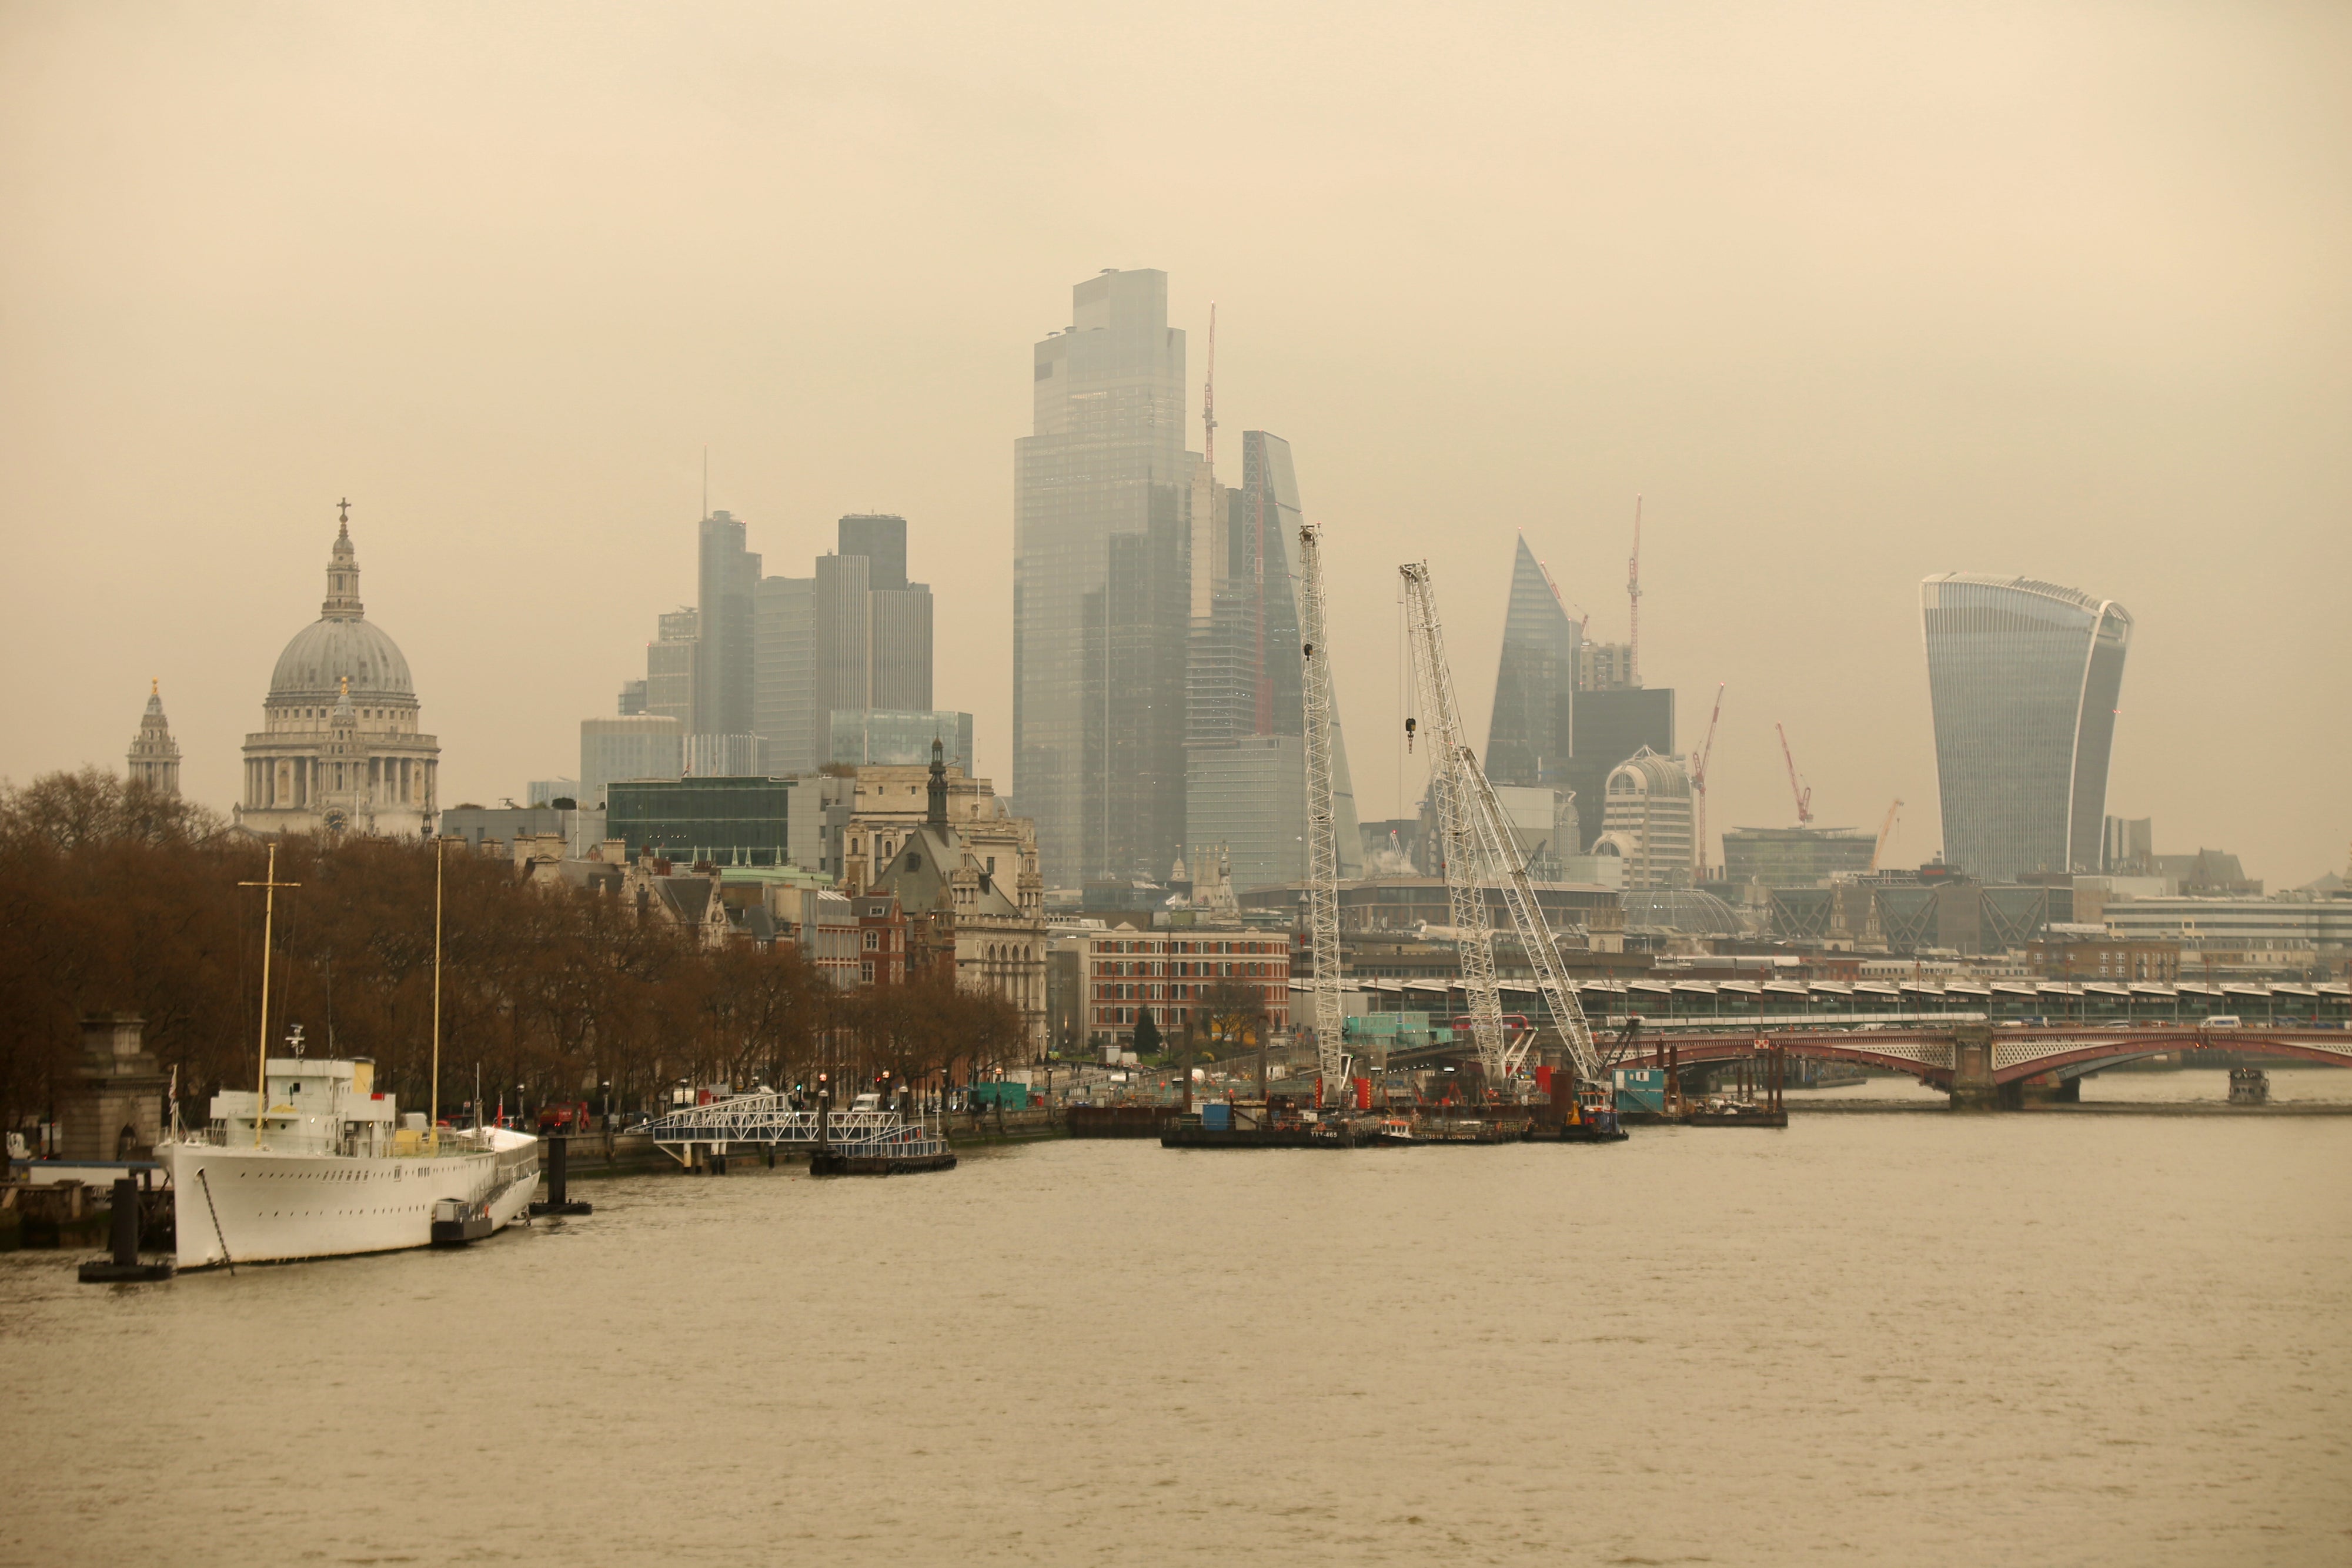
[1399,562,1606,1095]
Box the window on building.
[864,931,879,951]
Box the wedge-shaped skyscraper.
[1183,430,1364,891]
[1920,574,2131,882]
[1484,533,1581,787]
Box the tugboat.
[2228,1065,2271,1106]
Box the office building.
[126,681,181,797]
[607,776,793,867]
[1561,688,1674,851]
[1596,747,1693,891]
[1491,785,1579,880]
[752,514,934,778]
[526,778,578,808]
[1720,825,1877,888]
[1579,641,1635,691]
[579,715,683,809]
[1183,430,1365,891]
[644,607,698,728]
[828,709,974,770]
[1185,735,1307,891]
[837,513,908,591]
[694,511,760,737]
[438,801,607,858]
[1484,534,1580,787]
[685,732,762,778]
[814,551,870,743]
[1014,268,1192,888]
[2102,895,2352,979]
[1920,574,2131,882]
[2103,815,2153,876]
[616,678,648,717]
[1077,927,1291,1051]
[753,575,815,775]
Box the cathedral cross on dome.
[337,497,350,523]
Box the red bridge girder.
[1612,1028,2351,1089]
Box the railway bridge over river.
[1342,976,2351,1109]
[1607,1024,2352,1109]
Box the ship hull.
[159,1131,539,1269]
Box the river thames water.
[6,1090,2348,1567]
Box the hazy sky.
[4,2,2346,885]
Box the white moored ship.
[159,1036,538,1269]
[161,838,538,1269]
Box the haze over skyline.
[3,2,2345,884]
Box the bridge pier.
[2017,1074,2080,1106]
[1948,1025,2002,1112]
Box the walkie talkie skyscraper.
[1920,574,2131,883]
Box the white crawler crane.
[1297,512,1349,1106]
[1399,562,1606,1096]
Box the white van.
[2205,1015,2242,1029]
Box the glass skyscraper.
[751,514,933,778]
[1484,533,1580,787]
[1920,573,2132,882]
[1182,430,1364,891]
[694,511,760,738]
[1015,269,1192,887]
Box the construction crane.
[1295,510,1348,1108]
[1688,681,1726,882]
[1401,563,1605,1095]
[1870,799,1904,871]
[1775,722,1813,828]
[1626,496,1643,687]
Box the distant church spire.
[128,680,182,798]
[322,502,365,621]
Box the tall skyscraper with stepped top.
[1014,269,1192,888]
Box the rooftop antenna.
[1628,496,1643,687]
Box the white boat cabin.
[208,1052,407,1156]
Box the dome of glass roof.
[1621,888,1745,936]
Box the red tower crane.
[1688,682,1726,881]
[1775,722,1813,828]
[1626,496,1643,687]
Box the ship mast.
[238,842,300,1147]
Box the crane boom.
[1870,798,1904,872]
[1401,563,1606,1094]
[1689,681,1725,881]
[1296,513,1347,1106]
[1399,567,1506,1084]
[1776,721,1813,828]
[1626,496,1643,687]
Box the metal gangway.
[637,1092,909,1165]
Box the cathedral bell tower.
[126,680,182,798]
